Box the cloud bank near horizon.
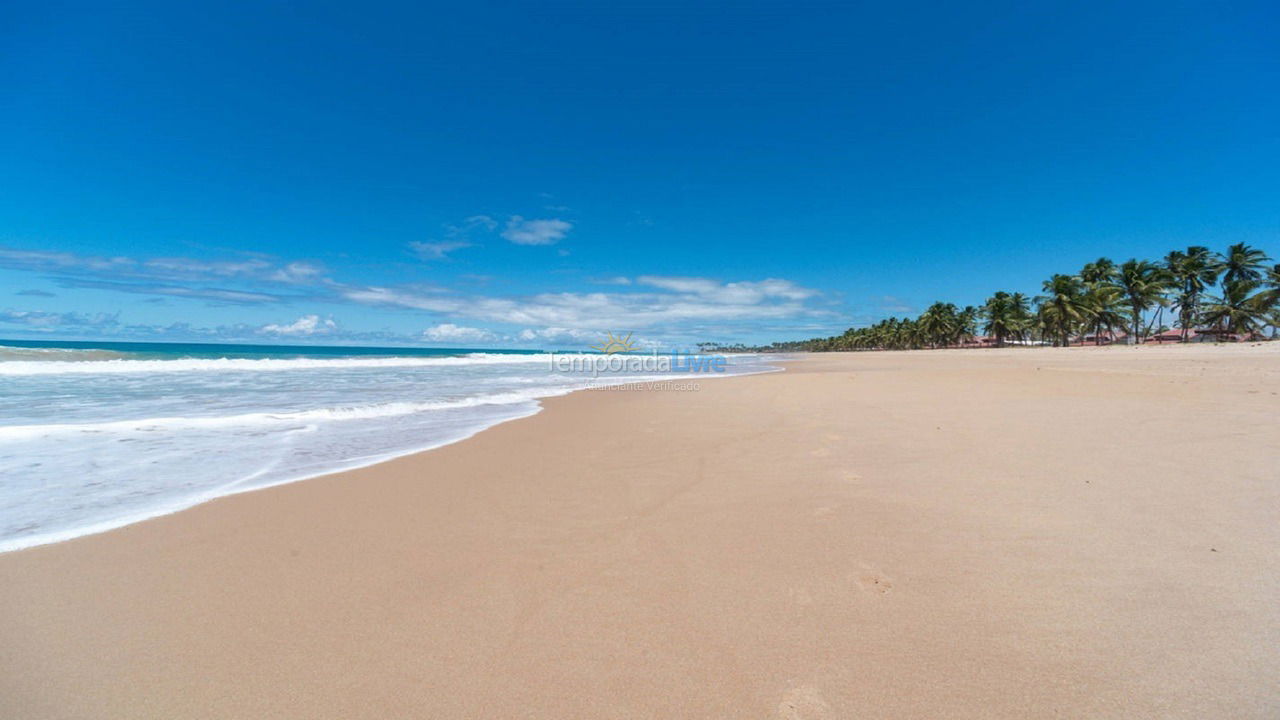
[0,244,837,347]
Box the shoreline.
[0,361,783,554]
[0,399,544,555]
[3,345,1278,718]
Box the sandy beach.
[2,344,1278,719]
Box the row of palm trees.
[757,243,1278,352]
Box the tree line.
[707,243,1278,352]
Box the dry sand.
[2,344,1278,719]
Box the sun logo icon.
[591,331,639,354]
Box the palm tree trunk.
[1145,307,1161,338]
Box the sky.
[2,1,1278,348]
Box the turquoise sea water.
[0,339,775,551]
[0,338,544,360]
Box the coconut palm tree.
[1165,246,1220,341]
[1080,257,1118,286]
[907,318,928,349]
[1220,243,1270,287]
[1200,279,1272,337]
[956,306,979,346]
[1082,281,1127,344]
[917,302,958,348]
[1080,258,1123,343]
[1165,248,1189,339]
[1008,292,1032,343]
[1036,274,1090,347]
[757,243,1274,354]
[1115,259,1172,344]
[1260,264,1280,337]
[981,292,1019,347]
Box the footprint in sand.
[853,562,894,595]
[777,685,830,720]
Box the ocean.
[0,339,778,552]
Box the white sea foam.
[0,391,556,440]
[0,346,780,552]
[0,352,557,376]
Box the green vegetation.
[707,244,1278,352]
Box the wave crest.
[0,390,569,441]
[0,352,556,376]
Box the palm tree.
[1200,280,1272,337]
[1080,258,1121,343]
[981,292,1019,347]
[1116,259,1172,344]
[1165,246,1220,341]
[1009,292,1032,343]
[896,318,923,350]
[1036,274,1090,347]
[1197,245,1271,338]
[1220,243,1270,287]
[1082,281,1127,344]
[772,243,1275,354]
[956,306,979,346]
[1080,257,1118,286]
[1261,264,1280,337]
[917,302,958,348]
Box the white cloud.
[341,286,463,313]
[58,278,283,304]
[409,240,473,261]
[502,217,573,246]
[635,276,718,295]
[422,323,495,343]
[343,276,826,335]
[636,276,818,304]
[0,309,119,329]
[0,246,326,288]
[878,295,915,314]
[259,314,337,336]
[0,245,326,305]
[270,261,325,283]
[0,243,833,345]
[408,215,499,261]
[0,247,136,274]
[456,215,497,233]
[144,257,272,278]
[517,327,600,343]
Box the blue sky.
[2,1,1278,348]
